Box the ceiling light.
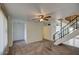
[40,19,44,22]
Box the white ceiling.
[4,3,79,21]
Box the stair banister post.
[76,17,78,29]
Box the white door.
[13,23,25,41]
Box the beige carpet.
[9,40,79,55]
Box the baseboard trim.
[13,40,24,43]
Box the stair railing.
[53,16,79,42]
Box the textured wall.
[27,21,43,43]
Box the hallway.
[8,40,79,55]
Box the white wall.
[63,39,74,46]
[64,37,79,48]
[8,18,43,45]
[8,17,13,47]
[74,39,79,48]
[27,21,43,43]
[50,20,56,41]
[0,8,8,54]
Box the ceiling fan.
[31,7,54,22]
[32,15,51,22]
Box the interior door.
[13,23,25,41]
[43,26,51,40]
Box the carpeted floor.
[8,40,79,55]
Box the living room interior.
[0,3,79,55]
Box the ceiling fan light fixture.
[40,19,44,22]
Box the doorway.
[13,23,25,42]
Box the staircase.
[53,15,79,45]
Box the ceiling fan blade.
[45,16,51,18]
[38,15,44,18]
[44,19,48,21]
